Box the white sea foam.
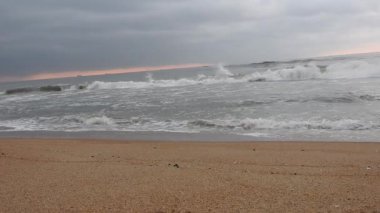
[215,63,233,77]
[0,115,188,132]
[241,132,269,137]
[86,65,240,90]
[247,64,322,81]
[0,115,117,131]
[87,78,202,90]
[1,114,379,135]
[83,115,115,126]
[323,60,380,79]
[189,118,379,131]
[246,61,380,82]
[0,93,49,104]
[239,118,374,130]
[0,118,44,131]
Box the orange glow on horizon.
[0,64,208,83]
[324,43,380,56]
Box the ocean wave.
[1,114,379,133]
[0,115,117,131]
[0,115,186,132]
[0,126,14,130]
[51,115,115,126]
[82,115,115,125]
[246,61,380,82]
[241,132,269,137]
[247,64,322,82]
[85,69,243,91]
[235,100,272,107]
[235,94,379,107]
[188,118,380,131]
[86,78,202,90]
[79,61,380,91]
[286,94,379,104]
[3,60,379,95]
[358,94,378,101]
[215,63,234,77]
[323,60,380,79]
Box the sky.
[1,0,380,81]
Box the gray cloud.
[0,0,380,77]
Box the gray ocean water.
[1,53,380,141]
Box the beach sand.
[0,139,379,212]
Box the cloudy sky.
[1,0,380,81]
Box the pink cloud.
[324,43,380,56]
[0,64,208,82]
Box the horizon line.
[0,64,209,83]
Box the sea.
[1,52,380,142]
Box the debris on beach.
[168,163,180,168]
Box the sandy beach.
[0,139,379,212]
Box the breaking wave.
[0,115,187,132]
[82,115,115,126]
[215,63,234,77]
[86,77,213,90]
[189,118,380,131]
[246,61,380,82]
[51,115,116,126]
[3,60,379,94]
[85,66,241,90]
[2,114,380,135]
[247,64,322,82]
[0,115,117,131]
[81,61,380,91]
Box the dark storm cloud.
[0,0,380,77]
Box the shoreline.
[1,137,380,144]
[1,138,379,212]
[1,130,379,143]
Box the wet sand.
[0,139,379,212]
